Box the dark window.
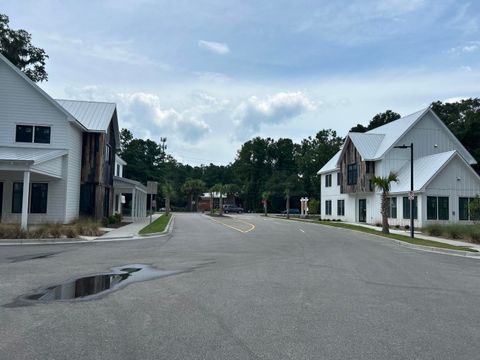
[325,174,332,187]
[427,196,437,220]
[459,197,471,221]
[12,182,23,213]
[337,200,345,216]
[16,125,33,143]
[337,172,341,186]
[116,164,120,177]
[438,197,449,220]
[403,196,418,219]
[347,163,357,185]
[105,145,111,164]
[387,197,397,218]
[30,183,48,213]
[34,126,51,144]
[325,200,332,215]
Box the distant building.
[317,107,480,227]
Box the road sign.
[408,191,414,200]
[147,181,158,194]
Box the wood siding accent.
[79,121,116,219]
[339,139,375,194]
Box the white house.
[317,107,480,228]
[0,53,147,228]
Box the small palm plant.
[262,191,270,216]
[372,172,399,234]
[162,182,175,216]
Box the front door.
[359,199,366,223]
[0,182,3,222]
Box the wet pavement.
[1,213,480,360]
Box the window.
[12,183,23,213]
[387,197,397,218]
[459,197,472,221]
[427,196,437,220]
[105,145,111,164]
[403,196,418,219]
[34,126,51,144]
[347,163,357,185]
[325,200,332,215]
[438,197,449,220]
[366,161,374,174]
[11,183,49,214]
[325,174,332,187]
[427,196,449,220]
[337,172,341,186]
[116,164,121,177]
[337,200,345,216]
[30,183,48,213]
[16,125,51,144]
[16,125,33,143]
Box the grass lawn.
[280,217,477,253]
[139,214,172,235]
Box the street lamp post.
[394,143,414,238]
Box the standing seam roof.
[56,99,116,132]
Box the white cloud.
[198,40,230,55]
[443,96,469,104]
[233,92,315,139]
[460,65,473,72]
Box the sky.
[2,0,480,165]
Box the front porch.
[113,176,147,222]
[0,147,68,229]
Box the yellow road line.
[207,215,255,234]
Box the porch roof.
[113,176,147,193]
[0,147,67,165]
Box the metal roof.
[0,147,68,164]
[56,99,117,132]
[367,108,428,159]
[317,150,341,174]
[113,176,147,192]
[389,150,456,193]
[348,133,385,160]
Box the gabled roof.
[56,99,117,133]
[317,150,341,175]
[0,53,87,132]
[366,108,428,159]
[388,150,477,193]
[348,133,385,160]
[0,146,68,165]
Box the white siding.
[64,125,82,222]
[0,172,65,224]
[32,156,64,178]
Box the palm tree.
[181,179,206,212]
[372,172,399,234]
[261,191,270,216]
[162,182,175,216]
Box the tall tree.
[372,172,399,234]
[182,179,206,212]
[350,110,401,133]
[0,14,48,82]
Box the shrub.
[404,225,410,230]
[375,222,382,227]
[394,225,400,229]
[72,218,102,236]
[425,223,443,237]
[445,224,464,240]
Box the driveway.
[1,213,479,359]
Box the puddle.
[5,264,187,307]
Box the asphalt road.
[1,213,480,359]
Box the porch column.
[132,189,136,220]
[21,171,30,230]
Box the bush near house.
[424,224,480,243]
[0,218,102,239]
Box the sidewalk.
[343,221,480,252]
[96,213,162,239]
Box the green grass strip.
[139,214,172,235]
[280,217,477,253]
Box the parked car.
[223,204,244,214]
[281,208,300,215]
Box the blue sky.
[2,0,480,164]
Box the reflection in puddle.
[6,264,184,307]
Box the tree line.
[119,98,480,213]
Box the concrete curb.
[0,215,175,246]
